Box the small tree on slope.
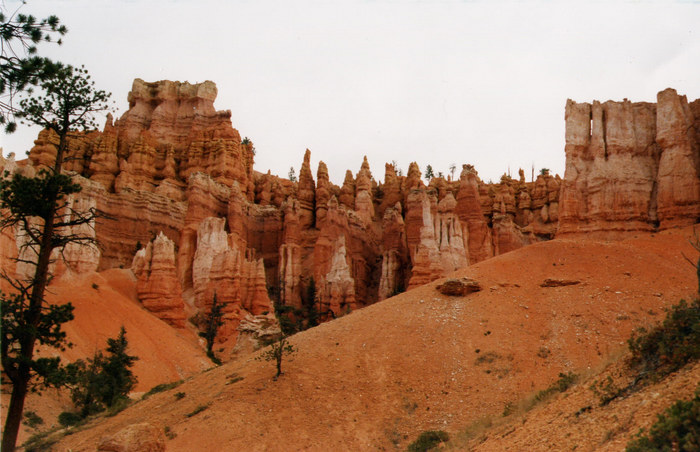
[68,327,138,417]
[199,292,224,364]
[256,335,296,380]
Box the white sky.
[1,0,699,185]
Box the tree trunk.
[2,374,29,452]
[1,130,65,451]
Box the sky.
[1,0,699,186]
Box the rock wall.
[7,79,697,349]
[558,88,700,236]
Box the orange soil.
[2,268,210,445]
[38,227,700,451]
[466,358,700,451]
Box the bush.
[67,327,138,417]
[589,375,623,406]
[628,299,700,382]
[57,411,83,427]
[534,372,578,403]
[142,380,182,399]
[105,396,131,417]
[185,404,210,418]
[23,431,59,452]
[22,410,44,429]
[407,430,449,451]
[625,385,700,451]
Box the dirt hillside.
[49,226,698,451]
[2,269,210,446]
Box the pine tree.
[1,63,110,452]
[67,327,138,417]
[424,164,434,181]
[0,4,67,132]
[100,327,138,406]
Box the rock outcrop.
[558,89,700,236]
[436,277,482,296]
[132,232,186,328]
[6,79,697,354]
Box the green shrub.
[626,385,700,451]
[589,375,623,406]
[534,372,578,403]
[628,299,700,382]
[57,411,83,427]
[22,410,44,429]
[185,403,210,418]
[23,431,59,452]
[68,327,138,417]
[407,430,449,451]
[164,425,177,440]
[142,380,182,399]
[105,396,131,417]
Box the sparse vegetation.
[66,327,138,418]
[57,411,83,428]
[105,396,131,417]
[451,416,493,446]
[534,372,578,403]
[590,375,624,406]
[226,372,244,385]
[586,298,700,406]
[241,137,255,155]
[164,425,177,440]
[142,380,183,399]
[424,164,434,181]
[536,346,551,359]
[407,430,449,452]
[288,167,297,182]
[625,384,700,452]
[474,351,500,365]
[627,298,700,383]
[185,403,210,418]
[256,335,296,379]
[22,430,60,452]
[502,372,579,417]
[199,292,224,365]
[684,227,700,294]
[174,391,186,400]
[21,411,43,429]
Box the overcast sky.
[2,0,699,185]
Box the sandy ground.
[1,268,211,445]
[17,226,700,451]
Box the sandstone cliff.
[558,88,700,236]
[5,80,697,352]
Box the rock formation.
[558,88,700,236]
[5,79,697,353]
[132,232,186,328]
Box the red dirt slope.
[53,227,698,451]
[2,268,210,445]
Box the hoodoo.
[2,81,697,348]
